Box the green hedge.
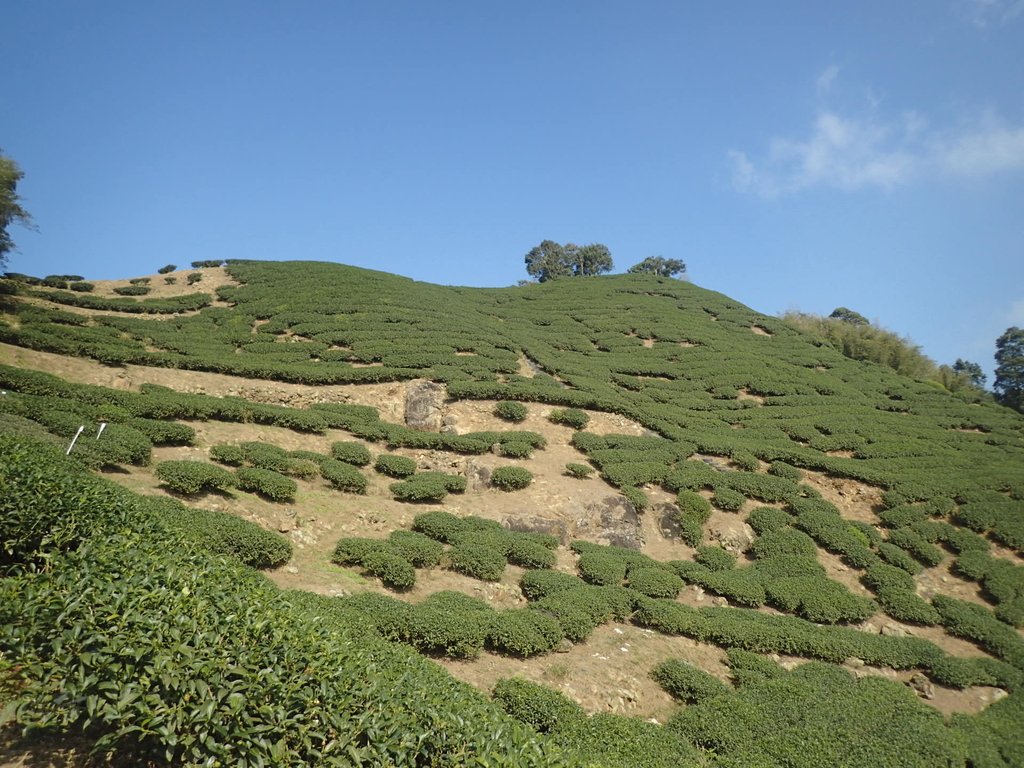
[235,466,297,503]
[493,678,585,734]
[155,460,236,495]
[651,658,731,703]
[330,440,372,466]
[495,400,528,422]
[375,453,418,477]
[488,609,564,656]
[564,462,594,478]
[492,465,534,491]
[548,408,589,430]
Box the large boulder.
[404,380,446,431]
[708,518,755,553]
[568,495,643,549]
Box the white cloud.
[958,0,1024,28]
[816,65,839,94]
[729,105,1024,197]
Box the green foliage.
[69,281,94,292]
[144,496,291,568]
[994,326,1024,412]
[0,151,34,266]
[113,284,152,296]
[126,417,195,445]
[750,528,818,559]
[492,465,534,491]
[651,658,731,703]
[362,550,417,590]
[317,456,368,493]
[712,486,746,511]
[669,662,967,767]
[374,452,418,477]
[154,460,235,495]
[524,240,613,283]
[564,462,594,478]
[495,400,528,422]
[412,510,468,543]
[493,678,585,733]
[676,490,712,546]
[746,506,793,535]
[330,439,372,466]
[628,565,684,598]
[520,569,586,600]
[391,470,465,502]
[577,551,629,586]
[695,545,736,571]
[235,466,297,503]
[548,407,589,429]
[488,609,564,656]
[450,534,508,581]
[187,271,203,284]
[209,443,246,465]
[157,264,177,274]
[1,439,573,766]
[387,529,444,567]
[627,256,686,278]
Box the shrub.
[506,538,557,569]
[651,658,731,703]
[750,528,817,559]
[499,441,534,458]
[493,678,585,733]
[565,462,594,478]
[548,408,589,430]
[765,577,877,624]
[318,457,367,493]
[577,552,628,586]
[147,497,291,569]
[235,466,297,503]
[495,400,528,422]
[875,587,941,625]
[412,510,466,543]
[209,442,245,466]
[69,281,94,292]
[520,569,585,600]
[492,465,533,491]
[330,440,372,466]
[155,460,235,495]
[768,461,802,481]
[187,272,203,284]
[163,276,177,284]
[450,536,508,581]
[331,536,390,565]
[391,474,451,503]
[157,264,177,274]
[488,609,564,656]
[387,530,444,568]
[362,550,416,590]
[113,285,151,296]
[374,453,417,477]
[712,487,746,512]
[628,566,684,598]
[239,441,292,472]
[695,545,736,572]
[126,418,194,446]
[747,506,793,535]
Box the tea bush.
[488,609,564,656]
[388,529,444,568]
[651,658,731,703]
[565,462,594,478]
[493,678,585,734]
[317,456,368,493]
[330,440,372,466]
[746,506,793,535]
[113,285,151,296]
[154,460,235,495]
[695,545,736,571]
[375,453,418,477]
[143,496,291,568]
[362,550,417,590]
[548,408,589,430]
[492,465,534,491]
[520,569,586,600]
[676,490,713,546]
[235,466,297,503]
[495,400,528,422]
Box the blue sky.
[3,1,1022,378]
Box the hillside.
[2,260,1023,766]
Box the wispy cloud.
[815,65,840,95]
[957,0,1024,28]
[729,102,1024,198]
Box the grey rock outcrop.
[404,380,446,431]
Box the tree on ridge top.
[0,149,35,270]
[524,240,613,282]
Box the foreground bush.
[235,466,297,503]
[0,437,576,766]
[495,400,528,422]
[374,452,417,477]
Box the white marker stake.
[66,425,85,455]
[96,422,108,439]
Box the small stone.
[555,639,574,653]
[285,566,298,574]
[846,657,865,669]
[908,673,935,700]
[881,623,909,638]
